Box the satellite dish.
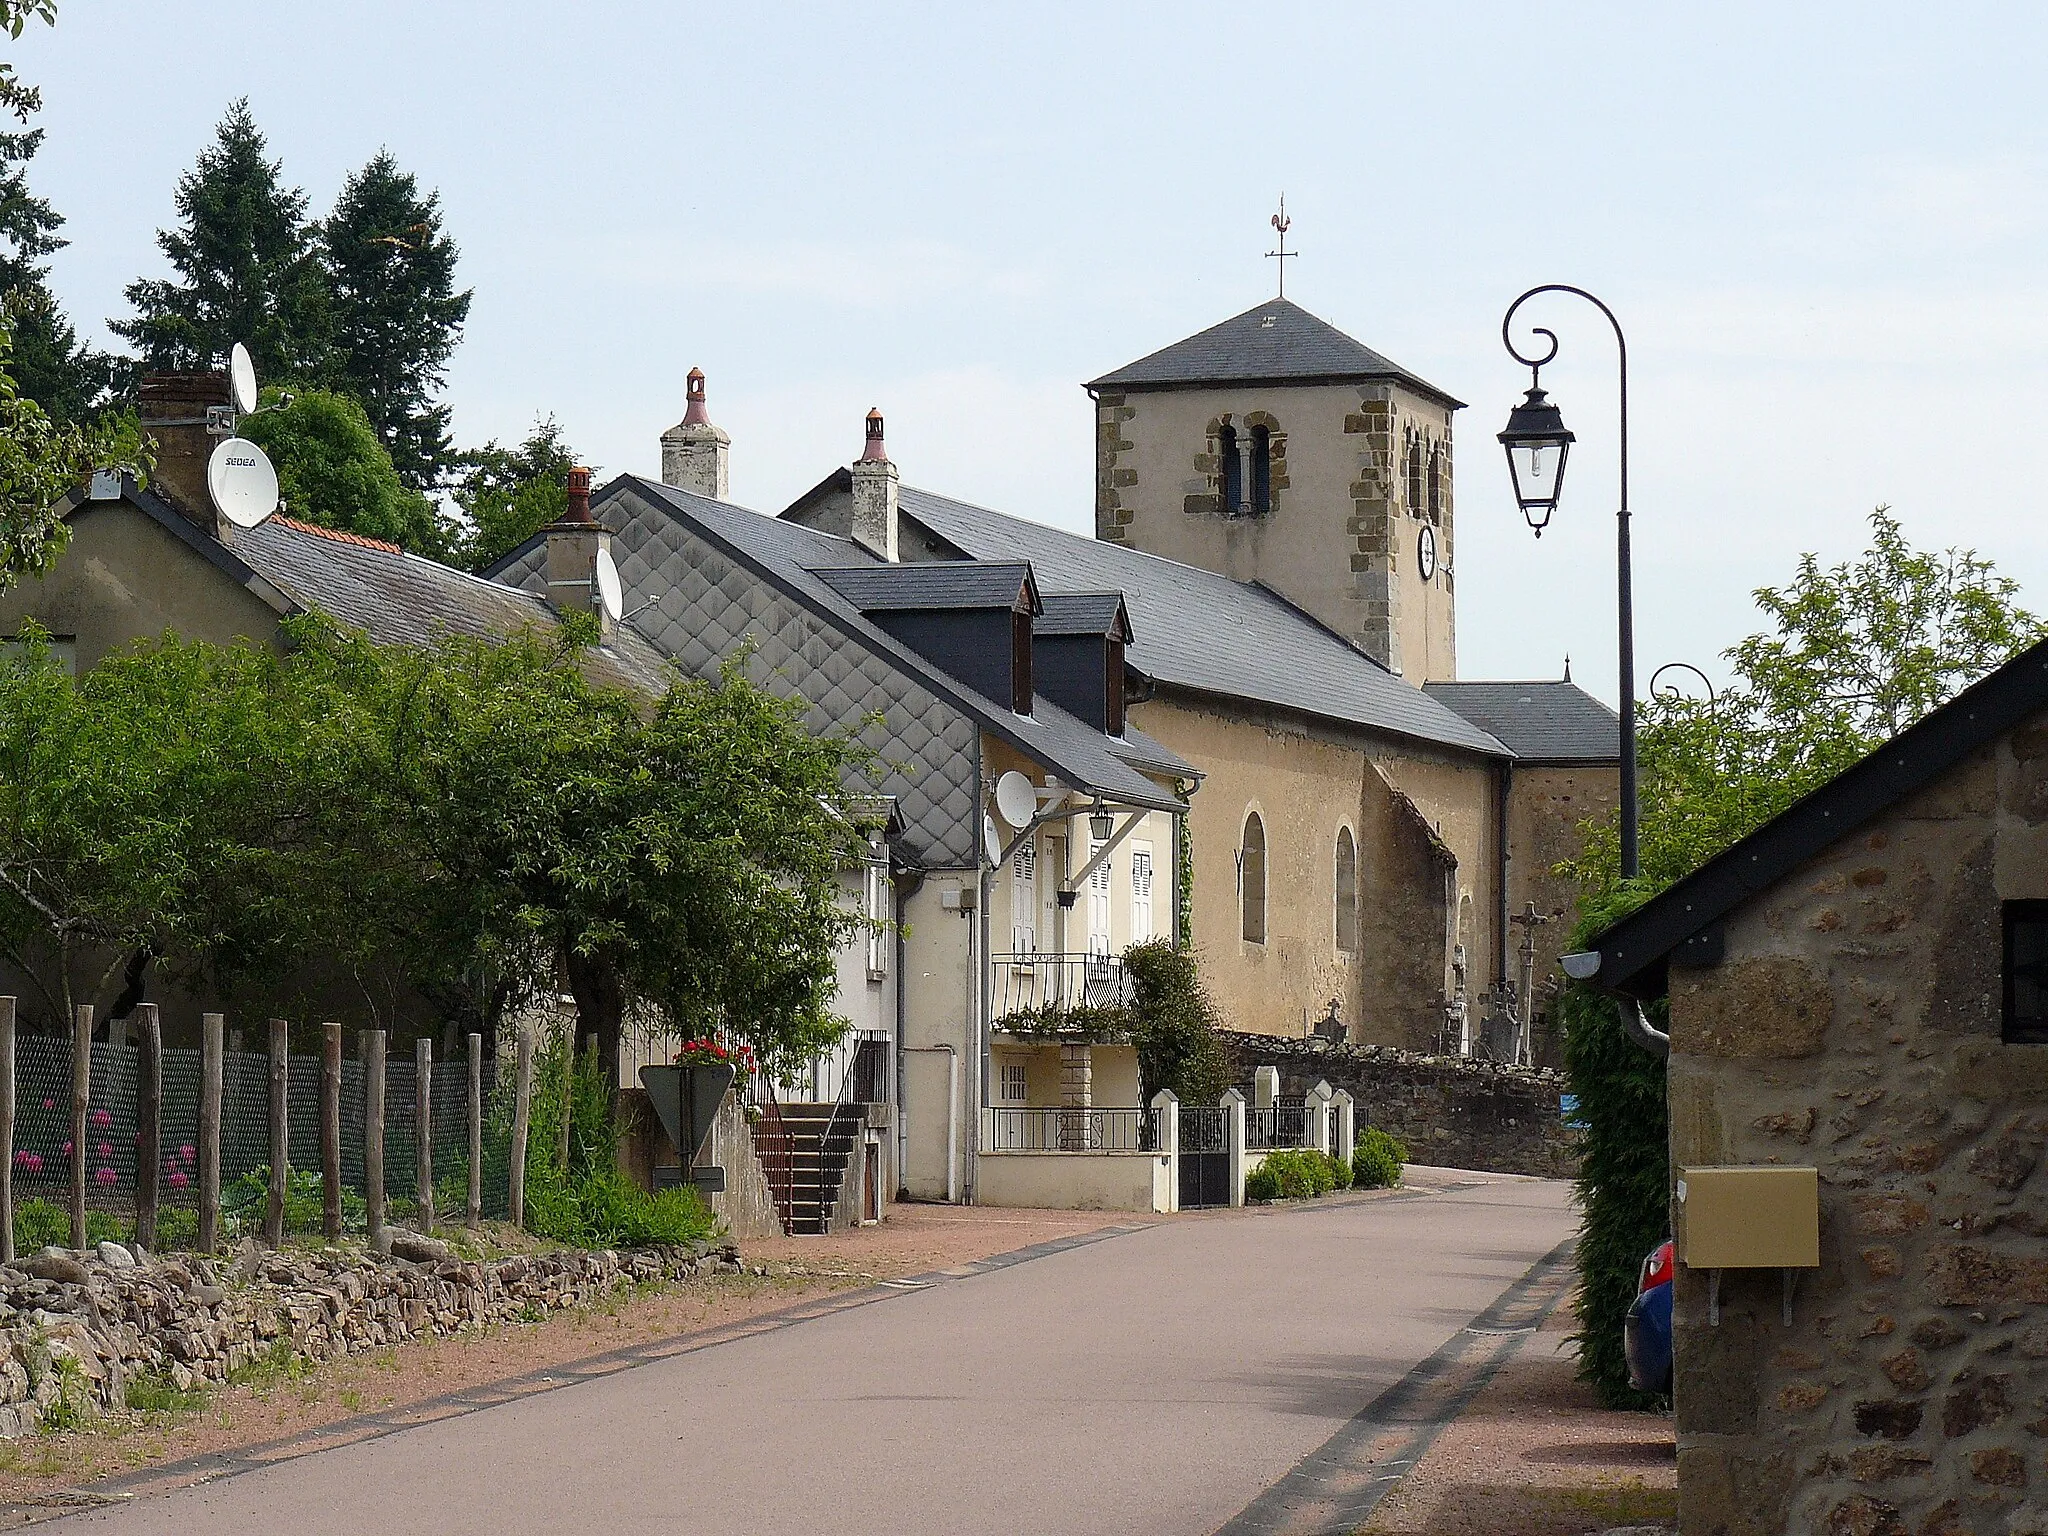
[983,815,1003,867]
[594,547,624,623]
[206,437,278,529]
[994,771,1037,829]
[228,342,258,416]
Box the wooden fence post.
[320,1023,342,1242]
[265,1019,288,1248]
[466,1032,482,1227]
[363,1030,386,1252]
[69,1004,91,1250]
[135,1003,161,1252]
[199,1013,222,1253]
[0,996,15,1264]
[415,1038,434,1230]
[509,1025,531,1231]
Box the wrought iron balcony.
[991,952,1134,1021]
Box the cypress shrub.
[1562,891,1669,1409]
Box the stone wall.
[1220,1031,1577,1178]
[0,1234,739,1437]
[1664,727,2048,1535]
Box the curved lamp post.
[1499,285,1639,879]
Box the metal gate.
[1178,1105,1230,1209]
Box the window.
[1250,424,1272,514]
[1105,639,1125,736]
[1335,828,1359,954]
[1427,446,1443,525]
[1012,608,1033,714]
[1131,843,1154,944]
[1218,423,1242,513]
[1000,1060,1029,1102]
[1011,840,1037,956]
[1241,812,1267,944]
[1087,840,1112,957]
[1405,436,1424,515]
[2004,901,2048,1043]
[865,857,889,980]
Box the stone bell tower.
[1087,296,1463,682]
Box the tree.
[1566,508,2045,895]
[112,100,329,384]
[238,388,448,555]
[320,151,471,490]
[453,417,576,572]
[0,321,115,595]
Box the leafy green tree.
[454,418,575,572]
[1123,939,1230,1106]
[238,388,447,555]
[0,321,117,594]
[320,151,471,490]
[112,100,329,383]
[1567,508,2044,895]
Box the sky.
[14,3,2048,706]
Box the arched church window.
[1427,446,1443,524]
[1218,423,1242,514]
[1241,811,1267,944]
[1335,827,1359,953]
[1250,424,1272,514]
[1405,436,1424,515]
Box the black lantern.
[1497,385,1574,535]
[1088,801,1114,841]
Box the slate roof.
[1086,297,1463,408]
[889,487,1510,759]
[1423,680,1620,763]
[1036,592,1131,640]
[1582,634,2048,1003]
[491,477,1194,817]
[809,562,1037,613]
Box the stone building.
[1580,638,2048,1534]
[786,295,1621,1052]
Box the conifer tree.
[321,151,471,490]
[112,99,329,384]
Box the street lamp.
[1499,284,1639,879]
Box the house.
[1577,638,2048,1534]
[488,399,1196,1214]
[785,296,1621,1058]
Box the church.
[783,292,1620,1058]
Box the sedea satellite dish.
[594,547,624,623]
[994,770,1037,829]
[228,342,258,416]
[983,815,1003,867]
[206,437,278,529]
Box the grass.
[122,1372,208,1417]
[226,1340,309,1391]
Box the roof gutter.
[1560,949,1669,1058]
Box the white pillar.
[1152,1089,1179,1215]
[1309,1080,1333,1156]
[1332,1090,1356,1168]
[1221,1088,1247,1208]
[1254,1065,1279,1112]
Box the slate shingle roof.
[1422,680,1620,764]
[808,562,1036,613]
[1036,592,1131,640]
[890,487,1510,759]
[1086,297,1463,407]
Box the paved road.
[51,1171,1572,1536]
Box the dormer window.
[1012,607,1033,714]
[1105,636,1125,735]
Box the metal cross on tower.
[1265,196,1297,297]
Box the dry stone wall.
[0,1234,739,1436]
[1220,1031,1577,1178]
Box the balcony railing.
[983,1106,1154,1152]
[992,952,1134,1020]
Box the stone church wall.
[1219,1032,1576,1178]
[1507,762,1621,1021]
[1663,728,2048,1535]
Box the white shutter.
[1011,839,1037,955]
[1130,843,1154,943]
[1088,840,1112,957]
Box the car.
[1624,1237,1674,1395]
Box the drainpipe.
[1495,761,1513,990]
[1560,951,1670,1059]
[892,865,925,1198]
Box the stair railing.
[750,1070,796,1236]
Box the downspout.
[1495,760,1513,989]
[892,865,925,1198]
[968,742,987,1204]
[1560,951,1670,1059]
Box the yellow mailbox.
[1675,1166,1819,1270]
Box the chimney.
[545,466,613,638]
[659,366,730,500]
[849,407,899,562]
[138,372,235,534]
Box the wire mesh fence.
[8,1033,515,1236]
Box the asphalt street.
[48,1169,1573,1536]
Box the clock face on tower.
[1417,524,1438,582]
